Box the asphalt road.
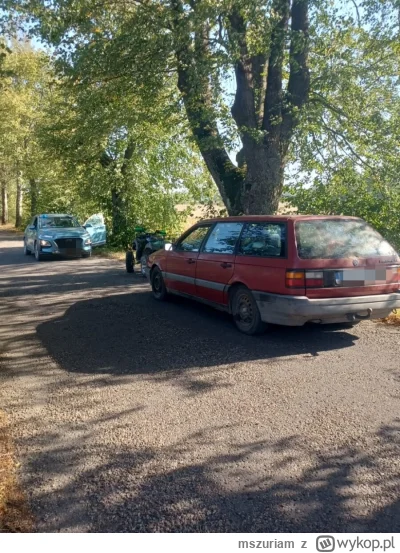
[0,230,399,532]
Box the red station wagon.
[147,216,400,335]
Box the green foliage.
[287,166,400,251]
[285,0,400,251]
[2,0,400,223]
[0,37,216,242]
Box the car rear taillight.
[305,271,324,288]
[286,270,324,289]
[286,270,305,288]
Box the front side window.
[238,223,286,258]
[176,226,211,252]
[203,222,243,254]
[39,216,81,229]
[295,219,396,259]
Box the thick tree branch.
[121,139,135,176]
[229,10,258,131]
[252,54,268,127]
[171,0,244,214]
[280,0,310,152]
[262,0,290,135]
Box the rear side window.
[238,223,286,258]
[203,222,243,254]
[296,219,396,259]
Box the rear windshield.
[295,219,396,259]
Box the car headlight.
[39,239,52,247]
[84,238,92,245]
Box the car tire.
[151,267,168,301]
[140,254,149,277]
[34,241,43,262]
[23,239,31,255]
[231,286,266,335]
[126,250,134,273]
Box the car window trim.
[200,221,244,255]
[236,221,288,259]
[175,223,213,253]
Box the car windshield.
[295,219,396,259]
[39,216,81,229]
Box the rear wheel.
[231,286,266,335]
[23,239,31,255]
[126,250,134,273]
[34,241,43,262]
[151,267,168,300]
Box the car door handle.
[220,262,232,269]
[187,258,196,264]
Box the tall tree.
[0,39,53,226]
[0,165,9,224]
[2,0,399,215]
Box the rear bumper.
[252,291,400,326]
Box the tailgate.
[294,218,400,299]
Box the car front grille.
[55,238,83,251]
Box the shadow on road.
[36,291,359,377]
[20,417,400,532]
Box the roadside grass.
[0,412,34,532]
[91,245,126,261]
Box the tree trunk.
[172,0,309,216]
[241,142,285,214]
[15,166,23,227]
[30,178,38,215]
[1,181,9,225]
[111,187,126,240]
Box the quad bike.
[126,227,167,276]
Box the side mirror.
[164,243,173,251]
[28,225,36,231]
[84,223,92,228]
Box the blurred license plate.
[341,268,396,285]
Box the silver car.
[23,213,106,261]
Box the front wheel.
[23,239,31,256]
[151,267,168,301]
[34,241,43,262]
[126,250,134,273]
[231,286,266,335]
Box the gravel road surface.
[0,231,399,532]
